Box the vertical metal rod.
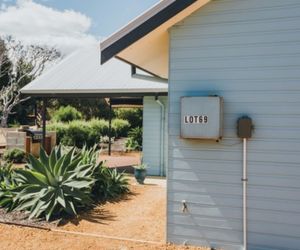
[243,138,247,250]
[108,99,112,156]
[42,99,47,149]
[34,101,38,127]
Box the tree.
[0,40,13,89]
[0,37,61,127]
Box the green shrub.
[128,127,143,148]
[61,120,91,148]
[89,119,109,135]
[48,119,130,147]
[52,105,82,122]
[47,122,68,145]
[88,119,109,144]
[112,119,130,138]
[3,148,26,163]
[125,127,143,151]
[114,108,142,129]
[125,138,140,151]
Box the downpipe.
[156,96,165,177]
[242,138,248,250]
[237,116,253,250]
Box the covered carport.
[20,45,168,176]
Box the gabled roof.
[21,46,168,98]
[100,0,211,79]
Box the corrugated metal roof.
[21,46,168,96]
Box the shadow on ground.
[58,191,137,227]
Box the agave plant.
[77,145,129,200]
[12,146,96,221]
[0,162,17,210]
[0,162,14,183]
[92,166,129,200]
[0,144,129,221]
[80,144,100,166]
[101,168,129,199]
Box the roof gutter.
[20,92,168,99]
[131,65,168,83]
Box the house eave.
[100,0,197,64]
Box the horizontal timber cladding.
[168,0,300,250]
[143,96,168,176]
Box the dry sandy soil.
[0,178,210,250]
[0,224,210,250]
[61,179,166,242]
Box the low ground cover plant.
[0,145,129,221]
[3,148,26,163]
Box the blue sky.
[0,0,158,36]
[0,0,159,53]
[37,0,159,36]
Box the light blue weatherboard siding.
[143,96,168,176]
[168,0,300,249]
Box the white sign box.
[180,96,223,139]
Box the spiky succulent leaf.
[1,144,129,222]
[92,165,129,200]
[39,148,50,168]
[11,146,96,221]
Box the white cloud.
[0,0,97,54]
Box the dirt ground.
[61,178,166,242]
[0,178,210,250]
[0,224,209,250]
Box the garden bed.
[0,177,208,250]
[0,208,57,228]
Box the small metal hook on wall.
[182,200,188,213]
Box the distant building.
[21,46,168,176]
